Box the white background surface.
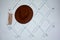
[0,0,60,40]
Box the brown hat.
[15,5,33,24]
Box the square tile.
[41,20,50,32]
